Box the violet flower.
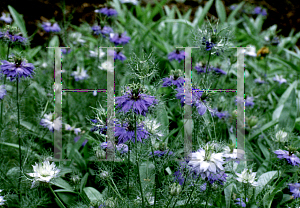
[109,32,131,45]
[115,87,158,116]
[96,8,118,17]
[1,59,35,80]
[0,85,6,100]
[162,76,184,88]
[0,12,12,23]
[235,198,248,207]
[41,22,61,32]
[116,143,128,154]
[274,149,300,166]
[288,183,300,199]
[168,50,185,63]
[115,121,149,144]
[108,50,126,62]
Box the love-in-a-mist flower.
[98,61,113,73]
[109,32,131,45]
[100,26,114,37]
[0,12,12,23]
[71,66,89,81]
[0,189,6,206]
[235,198,248,207]
[96,8,118,17]
[288,183,300,199]
[254,77,265,84]
[274,149,300,166]
[115,121,149,144]
[212,66,227,75]
[27,160,60,188]
[74,128,81,135]
[0,85,6,100]
[236,96,254,107]
[162,69,185,88]
[40,112,62,132]
[108,50,127,62]
[41,22,61,32]
[149,150,173,157]
[253,7,267,16]
[115,84,158,116]
[211,108,230,119]
[188,143,225,179]
[194,62,212,73]
[222,146,238,161]
[61,48,71,54]
[273,74,287,84]
[243,45,257,57]
[168,49,185,63]
[274,130,288,143]
[236,168,258,186]
[1,55,35,80]
[1,26,27,44]
[89,48,105,59]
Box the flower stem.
[204,51,212,87]
[244,183,248,208]
[49,184,66,208]
[127,141,130,204]
[135,114,144,207]
[165,195,174,208]
[205,182,211,208]
[150,145,157,208]
[184,174,201,207]
[17,77,22,206]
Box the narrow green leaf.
[278,88,297,131]
[149,0,168,21]
[52,178,75,193]
[224,183,235,208]
[228,2,245,22]
[80,173,89,193]
[215,0,226,23]
[248,119,278,142]
[198,0,214,27]
[0,142,40,158]
[257,137,270,159]
[268,56,300,72]
[8,5,27,38]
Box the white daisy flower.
[27,160,60,188]
[236,168,258,186]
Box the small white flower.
[41,62,48,68]
[0,189,6,206]
[188,143,225,179]
[74,128,81,135]
[99,61,114,73]
[236,168,258,186]
[65,124,73,131]
[100,171,109,179]
[274,130,288,143]
[27,160,60,188]
[243,45,256,57]
[93,90,97,96]
[273,74,287,84]
[89,49,105,59]
[223,146,238,160]
[71,66,89,81]
[69,32,86,45]
[143,118,163,143]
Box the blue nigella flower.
[115,121,149,144]
[1,30,27,43]
[0,12,12,23]
[274,149,300,166]
[108,50,127,62]
[168,50,185,63]
[91,25,113,37]
[253,7,267,16]
[149,150,173,157]
[41,22,61,32]
[0,59,35,80]
[162,76,185,88]
[211,108,230,119]
[235,198,248,207]
[95,8,118,17]
[288,183,300,199]
[115,87,158,116]
[109,32,131,45]
[116,143,129,154]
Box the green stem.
[244,183,248,208]
[49,184,66,208]
[150,145,157,208]
[17,77,22,206]
[165,195,174,208]
[135,114,144,207]
[205,182,211,208]
[127,141,130,204]
[108,180,125,203]
[184,174,201,207]
[204,51,212,89]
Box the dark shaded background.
[0,0,299,48]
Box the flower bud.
[274,130,288,143]
[100,171,109,179]
[105,197,116,208]
[231,109,237,118]
[247,116,258,128]
[170,183,182,196]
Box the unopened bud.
[170,183,182,196]
[247,116,258,128]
